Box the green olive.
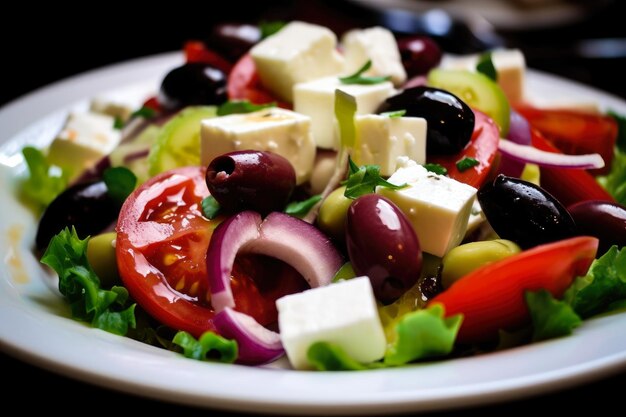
[317,186,352,240]
[86,232,120,288]
[441,239,521,288]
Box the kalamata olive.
[568,200,626,255]
[36,181,119,251]
[397,36,442,78]
[159,63,227,110]
[206,150,296,215]
[478,175,576,249]
[346,194,422,304]
[378,86,474,155]
[206,23,261,62]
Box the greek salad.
[16,20,626,370]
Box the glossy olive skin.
[207,23,261,62]
[346,194,422,304]
[36,181,119,251]
[379,86,474,155]
[568,200,626,255]
[478,175,576,249]
[159,63,227,110]
[206,150,296,215]
[397,36,442,77]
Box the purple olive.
[397,36,442,78]
[205,150,296,215]
[206,23,261,62]
[568,200,626,255]
[478,175,576,249]
[346,194,422,304]
[159,63,227,110]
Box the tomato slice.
[531,129,615,206]
[183,40,233,74]
[227,53,290,108]
[516,104,618,175]
[116,167,306,337]
[428,110,500,188]
[430,236,598,344]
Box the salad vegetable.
[15,19,626,371]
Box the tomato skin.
[226,53,290,108]
[428,110,500,188]
[430,236,598,344]
[183,40,233,74]
[516,104,617,175]
[531,129,615,206]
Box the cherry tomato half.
[116,166,305,337]
[226,53,290,108]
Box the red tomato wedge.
[227,53,290,108]
[428,111,500,188]
[116,167,306,337]
[516,104,617,175]
[183,40,233,74]
[430,236,598,344]
[531,129,615,207]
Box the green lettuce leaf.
[172,331,238,363]
[20,146,68,211]
[384,304,462,366]
[525,289,581,342]
[597,148,626,205]
[307,342,375,371]
[40,227,136,335]
[564,245,626,318]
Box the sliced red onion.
[499,110,531,177]
[214,308,284,365]
[206,210,343,365]
[403,75,427,89]
[122,148,150,164]
[498,140,605,169]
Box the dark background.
[2,0,626,414]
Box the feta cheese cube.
[276,277,386,370]
[353,114,426,176]
[377,158,477,257]
[250,21,344,102]
[342,27,407,87]
[90,97,135,122]
[47,111,120,178]
[200,108,315,185]
[293,76,394,149]
[440,49,526,103]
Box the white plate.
[1,52,626,415]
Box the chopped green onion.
[424,163,448,176]
[339,60,391,85]
[456,157,479,172]
[202,196,221,219]
[217,100,276,116]
[380,110,406,118]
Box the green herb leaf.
[217,100,276,116]
[344,157,406,199]
[383,304,462,366]
[564,246,626,318]
[335,89,357,149]
[526,289,581,342]
[608,110,626,152]
[103,167,137,204]
[339,60,392,85]
[331,262,356,283]
[284,194,322,218]
[202,196,221,219]
[259,20,286,39]
[172,331,238,363]
[476,52,497,81]
[40,227,136,335]
[597,149,626,205]
[307,342,383,371]
[113,116,125,130]
[380,110,406,118]
[423,163,448,176]
[20,146,68,211]
[456,157,480,172]
[131,106,157,119]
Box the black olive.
[378,86,474,155]
[36,181,120,251]
[206,23,261,62]
[477,175,576,249]
[159,63,227,111]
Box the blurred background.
[1,0,625,106]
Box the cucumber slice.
[148,106,217,176]
[427,69,510,136]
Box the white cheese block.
[440,49,526,104]
[342,27,407,87]
[353,114,426,176]
[90,97,135,122]
[250,21,344,102]
[293,76,394,149]
[200,108,315,185]
[47,111,120,178]
[377,157,477,257]
[276,276,386,370]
